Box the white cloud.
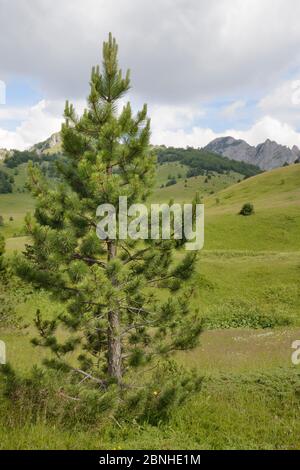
[0,106,29,121]
[221,100,246,119]
[1,0,300,103]
[151,114,300,149]
[3,98,300,151]
[0,81,6,105]
[2,0,300,151]
[258,79,300,126]
[152,125,218,149]
[228,116,300,148]
[150,104,204,131]
[0,100,63,150]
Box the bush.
[0,169,13,193]
[239,202,254,216]
[165,178,177,187]
[0,365,117,428]
[120,361,203,425]
[0,361,202,429]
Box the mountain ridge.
[2,132,300,171]
[205,136,300,170]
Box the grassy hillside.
[155,162,188,187]
[204,164,300,251]
[205,163,300,211]
[153,170,242,203]
[155,163,300,251]
[0,193,34,239]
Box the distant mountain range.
[1,132,300,171]
[204,136,300,170]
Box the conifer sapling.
[14,34,202,395]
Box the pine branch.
[72,368,108,389]
[72,253,107,268]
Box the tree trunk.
[107,240,122,384]
[107,240,116,260]
[107,310,122,384]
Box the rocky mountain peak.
[30,132,62,155]
[205,136,300,170]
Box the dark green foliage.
[122,361,203,425]
[0,239,27,328]
[0,364,117,428]
[0,169,13,193]
[165,178,177,187]
[0,360,202,429]
[157,147,261,178]
[12,34,202,412]
[4,150,40,168]
[5,150,64,183]
[239,202,254,216]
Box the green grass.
[204,207,300,251]
[153,170,242,203]
[205,164,300,212]
[0,368,300,449]
[0,192,34,238]
[203,165,300,251]
[155,162,188,187]
[192,250,300,328]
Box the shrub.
[120,361,203,425]
[165,178,177,187]
[0,361,202,429]
[239,202,254,216]
[0,169,13,193]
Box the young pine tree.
[14,34,202,392]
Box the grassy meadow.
[0,162,300,449]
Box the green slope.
[153,170,242,203]
[205,163,300,211]
[203,164,300,251]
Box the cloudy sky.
[1,0,300,150]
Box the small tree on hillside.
[14,35,202,396]
[239,202,254,216]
